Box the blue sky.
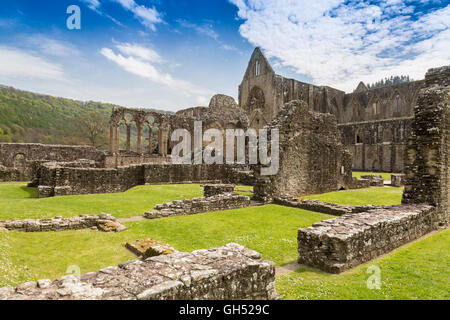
[0,0,449,111]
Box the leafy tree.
[77,111,109,148]
[367,75,412,89]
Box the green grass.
[0,205,332,286]
[301,187,403,206]
[352,171,392,181]
[0,182,204,220]
[276,229,450,300]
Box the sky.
[0,0,449,111]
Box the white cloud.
[115,42,163,63]
[0,46,65,81]
[81,0,101,10]
[177,19,219,40]
[26,35,81,57]
[229,0,450,91]
[100,43,211,99]
[113,0,163,30]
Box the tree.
[77,111,108,149]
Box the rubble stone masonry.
[298,205,436,273]
[402,66,449,227]
[0,243,277,300]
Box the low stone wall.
[349,177,371,189]
[0,214,126,233]
[144,193,251,219]
[274,196,382,216]
[360,175,384,186]
[35,163,145,198]
[0,167,27,182]
[297,204,437,273]
[391,174,405,187]
[203,184,235,197]
[0,243,277,300]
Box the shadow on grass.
[19,186,38,198]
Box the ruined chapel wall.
[402,66,450,227]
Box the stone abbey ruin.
[0,48,448,300]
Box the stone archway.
[13,153,26,171]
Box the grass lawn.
[352,171,393,181]
[301,187,403,206]
[0,204,332,286]
[276,229,450,300]
[0,182,205,220]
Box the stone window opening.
[255,60,261,76]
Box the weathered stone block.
[125,238,177,259]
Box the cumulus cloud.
[101,43,211,98]
[229,0,450,91]
[0,47,65,81]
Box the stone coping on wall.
[0,214,127,233]
[274,196,384,216]
[297,204,436,273]
[0,243,277,300]
[144,193,251,219]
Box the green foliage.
[367,75,412,89]
[276,229,449,300]
[0,86,172,147]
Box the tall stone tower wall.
[402,66,450,227]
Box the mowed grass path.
[352,172,393,180]
[0,182,204,220]
[301,187,403,206]
[0,205,332,286]
[276,229,450,300]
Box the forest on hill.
[0,85,171,150]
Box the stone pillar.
[148,125,153,154]
[158,124,168,156]
[137,122,143,154]
[109,124,114,153]
[126,125,131,152]
[114,125,119,153]
[402,66,449,227]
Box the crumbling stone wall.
[35,162,145,197]
[0,243,276,300]
[0,214,126,233]
[274,196,383,216]
[0,143,106,181]
[144,193,251,219]
[298,204,437,273]
[402,66,450,227]
[261,100,353,199]
[203,184,235,197]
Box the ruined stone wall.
[339,118,412,172]
[36,163,145,197]
[298,204,437,273]
[402,66,450,227]
[0,214,124,233]
[144,193,251,219]
[144,164,237,185]
[0,243,276,300]
[262,100,353,198]
[104,153,171,168]
[0,143,106,181]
